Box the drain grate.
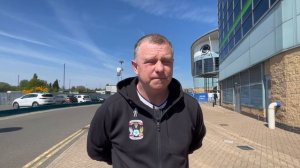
[237,145,254,150]
[219,124,229,126]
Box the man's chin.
[150,83,168,91]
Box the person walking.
[87,34,206,168]
[213,92,218,107]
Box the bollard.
[268,101,281,129]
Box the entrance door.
[234,85,241,113]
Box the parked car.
[66,95,78,103]
[12,93,55,109]
[54,94,77,104]
[95,96,105,103]
[54,94,66,104]
[91,96,105,103]
[74,94,92,103]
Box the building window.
[253,0,261,6]
[234,0,241,21]
[215,57,219,71]
[221,64,264,108]
[195,60,202,75]
[250,84,263,108]
[228,13,233,28]
[270,0,278,6]
[228,37,234,52]
[253,0,269,24]
[204,58,214,73]
[250,64,262,83]
[242,14,252,36]
[241,85,250,105]
[235,27,242,44]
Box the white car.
[74,94,92,103]
[12,93,55,109]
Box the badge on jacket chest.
[129,120,144,140]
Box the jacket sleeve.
[189,104,206,153]
[87,103,112,165]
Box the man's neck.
[136,83,169,106]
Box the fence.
[0,92,23,105]
[189,92,220,103]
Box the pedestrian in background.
[87,33,206,168]
[213,92,218,107]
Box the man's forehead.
[135,41,173,60]
[139,42,172,53]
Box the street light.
[117,60,124,81]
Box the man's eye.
[162,60,173,65]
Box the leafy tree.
[28,73,47,89]
[71,86,76,92]
[20,74,48,93]
[10,86,18,91]
[52,79,60,92]
[33,73,38,80]
[19,80,29,90]
[48,83,53,93]
[0,82,12,92]
[75,85,86,93]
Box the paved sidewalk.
[47,104,300,168]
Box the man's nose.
[155,61,164,72]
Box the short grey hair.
[134,34,173,59]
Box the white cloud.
[0,30,52,47]
[120,0,217,23]
[46,1,119,69]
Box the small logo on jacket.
[129,120,144,140]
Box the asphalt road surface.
[0,104,100,168]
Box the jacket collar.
[117,77,184,110]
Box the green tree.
[75,86,86,93]
[33,73,38,80]
[0,82,12,92]
[28,73,47,89]
[19,80,29,90]
[71,86,76,92]
[52,79,60,92]
[48,82,53,93]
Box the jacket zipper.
[154,109,162,168]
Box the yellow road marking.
[23,124,90,168]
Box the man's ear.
[131,60,138,75]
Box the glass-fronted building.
[218,0,300,128]
[191,29,219,93]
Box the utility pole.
[17,75,20,90]
[69,79,71,92]
[63,63,65,92]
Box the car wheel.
[13,102,19,109]
[32,102,39,107]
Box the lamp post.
[119,60,124,80]
[63,63,65,92]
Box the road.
[0,104,100,168]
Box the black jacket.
[87,77,206,168]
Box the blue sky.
[0,0,217,89]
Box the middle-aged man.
[87,34,206,168]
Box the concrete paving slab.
[47,103,300,168]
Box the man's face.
[132,41,173,92]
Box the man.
[213,92,218,107]
[87,34,206,168]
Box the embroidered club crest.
[129,120,144,140]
